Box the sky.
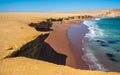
[0,0,120,12]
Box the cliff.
[7,34,67,65]
[0,12,120,75]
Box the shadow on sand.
[6,34,67,65]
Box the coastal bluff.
[0,11,120,75]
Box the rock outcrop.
[0,12,120,75]
[6,34,67,65]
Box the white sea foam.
[95,18,101,20]
[82,20,109,71]
[83,21,105,40]
[82,46,109,71]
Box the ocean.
[82,18,120,72]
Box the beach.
[82,18,120,72]
[0,11,120,75]
[45,20,89,69]
[68,22,89,69]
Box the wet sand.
[68,22,89,69]
[45,20,89,69]
[0,12,120,75]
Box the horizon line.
[0,8,119,13]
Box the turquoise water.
[82,18,120,72]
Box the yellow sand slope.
[0,57,119,75]
[0,10,120,75]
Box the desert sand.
[0,9,120,75]
[0,57,120,75]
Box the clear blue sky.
[0,0,120,12]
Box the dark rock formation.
[116,49,120,52]
[116,40,119,42]
[29,21,53,31]
[100,43,108,46]
[6,33,67,65]
[96,40,106,43]
[109,58,119,62]
[108,41,116,44]
[95,40,108,46]
[39,42,67,65]
[106,53,114,57]
[107,40,120,44]
[106,53,119,62]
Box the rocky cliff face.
[6,33,67,65]
[0,12,120,75]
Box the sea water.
[82,18,120,72]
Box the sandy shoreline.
[45,20,89,69]
[68,22,89,69]
[45,20,80,68]
[0,11,120,74]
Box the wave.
[81,45,109,71]
[83,21,105,40]
[82,20,109,71]
[95,18,101,20]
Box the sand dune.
[70,8,120,17]
[0,9,120,75]
[0,57,119,75]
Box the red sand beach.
[45,20,89,69]
[68,22,89,69]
